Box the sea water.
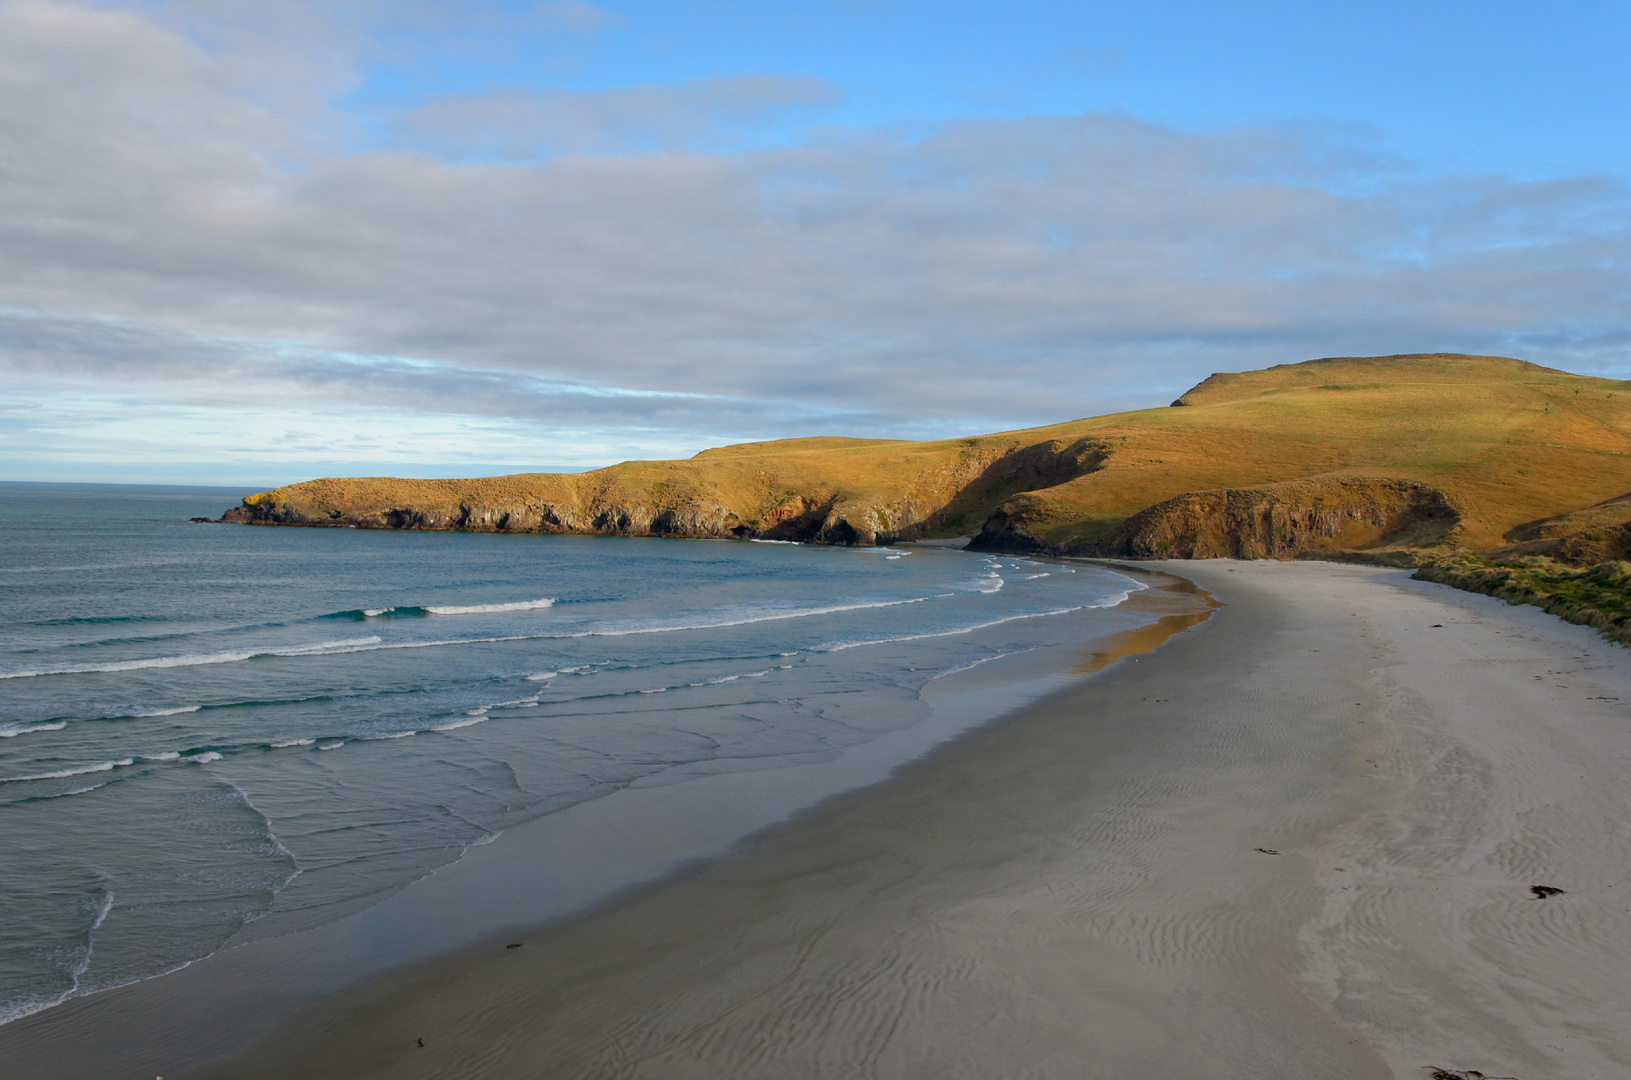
[0,482,1141,1024]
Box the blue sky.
[1,0,1627,484]
[352,1,1630,177]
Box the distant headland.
[221,353,1631,570]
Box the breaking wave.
[322,598,557,620]
[0,638,383,681]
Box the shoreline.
[187,560,1631,1079]
[0,566,1209,1079]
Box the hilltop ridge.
[222,353,1631,563]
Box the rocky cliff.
[219,354,1631,563]
[221,436,1109,547]
[1061,477,1462,560]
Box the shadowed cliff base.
[1035,477,1463,561]
[220,353,1631,566]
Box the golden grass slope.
[979,353,1631,555]
[227,433,1107,545]
[225,353,1631,560]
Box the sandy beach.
[7,559,1630,1078]
[167,560,1631,1078]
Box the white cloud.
[393,75,846,158]
[1,0,1628,480]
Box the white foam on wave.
[0,954,201,1028]
[568,596,934,639]
[819,607,1088,653]
[0,721,67,738]
[315,739,345,750]
[362,607,395,617]
[41,780,118,800]
[423,598,556,615]
[709,668,774,683]
[182,751,223,764]
[368,702,513,741]
[488,694,543,710]
[136,705,201,717]
[269,738,315,749]
[0,637,382,681]
[0,581,1043,685]
[525,670,559,681]
[336,634,533,654]
[1,758,135,783]
[427,715,486,733]
[929,649,1036,679]
[748,538,800,545]
[221,779,302,898]
[293,599,933,655]
[0,595,958,684]
[142,751,182,762]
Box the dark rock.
[1069,477,1462,560]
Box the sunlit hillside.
[226,354,1631,562]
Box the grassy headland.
[224,353,1631,570]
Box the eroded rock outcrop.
[1067,478,1462,560]
[217,353,1631,561]
[1487,492,1631,566]
[219,436,1109,547]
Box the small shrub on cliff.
[1414,555,1631,646]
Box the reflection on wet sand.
[1075,566,1220,676]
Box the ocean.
[0,482,1144,1024]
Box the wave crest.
[423,598,556,615]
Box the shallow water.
[0,482,1140,1024]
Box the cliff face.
[220,436,1109,547]
[1062,478,1462,560]
[220,354,1631,562]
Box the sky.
[2,0,1628,485]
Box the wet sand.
[0,568,1202,1079]
[13,560,1631,1078]
[164,559,1631,1079]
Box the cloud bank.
[2,0,1628,480]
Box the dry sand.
[160,560,1631,1079]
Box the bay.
[0,482,1142,1024]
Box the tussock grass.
[1414,555,1631,647]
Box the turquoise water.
[0,483,1140,1023]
